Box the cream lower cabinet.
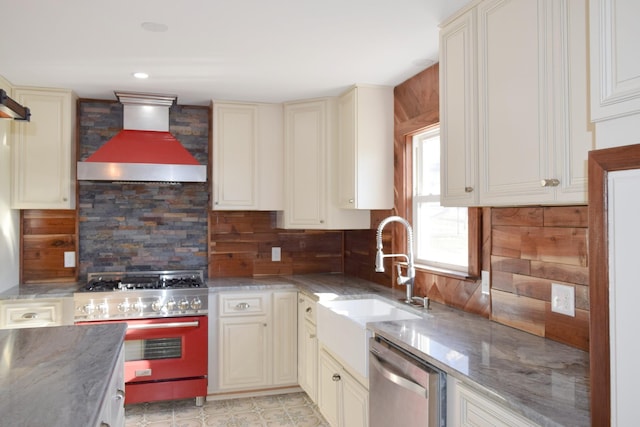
[96,344,125,427]
[440,0,592,206]
[217,290,297,392]
[447,378,539,427]
[297,293,318,402]
[11,87,77,209]
[318,347,368,427]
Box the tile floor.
[124,392,330,427]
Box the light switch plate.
[481,270,490,295]
[271,247,281,262]
[64,251,76,268]
[551,283,575,317]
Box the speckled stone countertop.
[0,323,126,427]
[0,281,79,299]
[208,273,590,427]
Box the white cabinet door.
[298,293,318,402]
[337,85,393,210]
[447,378,539,427]
[11,87,76,209]
[318,348,342,427]
[318,347,368,427]
[212,102,283,210]
[440,8,479,207]
[212,103,258,209]
[342,372,369,427]
[272,290,298,386]
[279,98,370,230]
[590,0,640,122]
[218,315,270,390]
[477,0,556,205]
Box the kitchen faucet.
[375,215,416,304]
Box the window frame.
[398,124,481,280]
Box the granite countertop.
[0,323,126,427]
[208,273,590,427]
[0,281,79,299]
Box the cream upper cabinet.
[337,85,393,210]
[11,87,76,209]
[278,98,370,230]
[440,7,479,207]
[212,101,283,210]
[440,0,592,206]
[590,0,640,122]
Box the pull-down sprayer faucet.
[375,216,415,304]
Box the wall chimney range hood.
[0,89,30,121]
[77,91,206,183]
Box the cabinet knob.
[115,389,125,401]
[464,187,474,193]
[349,199,354,204]
[332,374,341,382]
[305,307,312,313]
[320,220,324,224]
[309,334,316,338]
[62,197,68,202]
[540,179,560,187]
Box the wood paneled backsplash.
[21,210,77,283]
[490,206,589,350]
[209,211,344,277]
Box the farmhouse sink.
[316,298,422,378]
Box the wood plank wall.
[491,206,589,350]
[21,210,77,283]
[209,211,344,278]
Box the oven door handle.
[127,320,200,330]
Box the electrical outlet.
[481,270,490,295]
[271,247,281,262]
[64,251,76,268]
[551,283,575,317]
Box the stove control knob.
[117,299,131,313]
[97,302,109,316]
[178,298,190,311]
[190,297,202,311]
[151,298,163,312]
[133,299,144,313]
[83,303,95,315]
[166,298,177,311]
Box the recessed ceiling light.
[133,72,149,79]
[141,22,168,33]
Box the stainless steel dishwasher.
[369,335,446,427]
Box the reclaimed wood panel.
[21,210,78,284]
[209,211,344,278]
[490,206,589,351]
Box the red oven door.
[122,316,207,383]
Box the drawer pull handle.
[464,186,474,193]
[235,302,251,310]
[540,178,560,187]
[21,312,39,319]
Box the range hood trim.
[0,89,31,121]
[77,161,207,182]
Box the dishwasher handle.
[370,349,428,398]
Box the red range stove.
[74,270,208,406]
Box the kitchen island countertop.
[208,273,590,427]
[0,323,126,427]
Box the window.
[412,127,469,272]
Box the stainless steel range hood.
[77,91,206,182]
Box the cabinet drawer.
[0,299,64,329]
[219,293,268,316]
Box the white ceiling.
[0,0,471,105]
